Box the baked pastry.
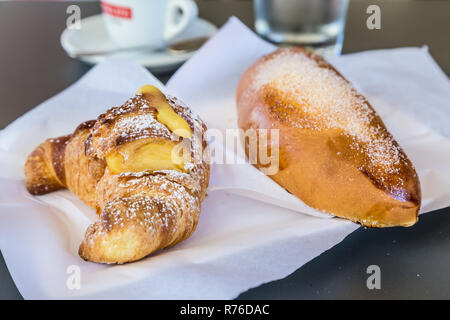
[25,85,209,263]
[236,47,421,227]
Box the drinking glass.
[254,0,350,57]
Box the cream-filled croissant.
[236,47,421,227]
[25,85,209,263]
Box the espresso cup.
[101,0,198,49]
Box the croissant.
[25,85,209,264]
[236,47,421,227]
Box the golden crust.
[25,135,70,195]
[25,89,209,263]
[236,47,421,227]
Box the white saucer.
[61,14,217,73]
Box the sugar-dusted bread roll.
[236,47,421,227]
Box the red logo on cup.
[101,1,133,19]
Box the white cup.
[101,0,199,49]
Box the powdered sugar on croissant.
[25,85,209,264]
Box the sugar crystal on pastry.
[236,47,421,227]
[251,48,405,188]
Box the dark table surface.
[0,0,449,300]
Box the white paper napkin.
[1,17,450,299]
